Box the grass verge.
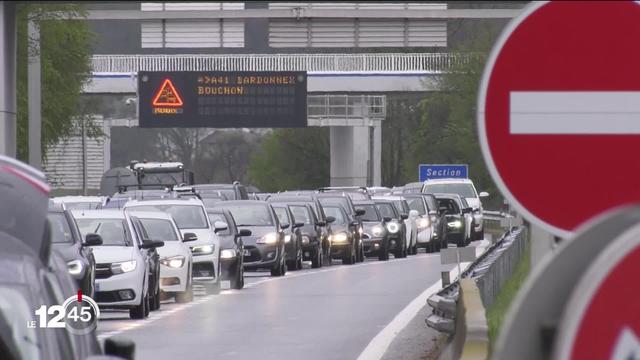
[486,243,531,346]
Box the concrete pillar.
[28,20,42,169]
[372,122,381,186]
[330,126,369,186]
[0,2,17,157]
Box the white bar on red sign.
[510,91,640,134]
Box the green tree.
[248,128,329,192]
[405,23,504,209]
[16,4,94,161]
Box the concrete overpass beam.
[0,1,17,157]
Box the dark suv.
[373,198,408,259]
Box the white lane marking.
[510,91,640,134]
[357,241,490,360]
[97,253,440,340]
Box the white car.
[51,196,105,210]
[422,178,489,240]
[72,210,160,319]
[127,210,195,303]
[123,198,222,294]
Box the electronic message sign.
[138,71,307,128]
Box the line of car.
[49,178,490,327]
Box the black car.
[213,200,287,276]
[316,193,366,262]
[353,200,392,261]
[272,204,304,270]
[268,194,334,268]
[47,207,101,297]
[129,216,163,311]
[323,204,359,264]
[194,182,250,200]
[207,208,247,289]
[435,193,475,247]
[286,203,325,268]
[373,199,408,259]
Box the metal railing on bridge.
[92,53,469,74]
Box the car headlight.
[160,256,185,268]
[358,226,363,235]
[284,234,291,243]
[386,222,400,234]
[191,245,214,255]
[67,260,83,276]
[417,218,430,229]
[331,232,348,243]
[111,260,137,275]
[220,249,237,259]
[301,235,310,244]
[372,225,385,237]
[447,221,463,228]
[257,233,278,244]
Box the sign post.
[418,164,468,182]
[138,71,307,128]
[477,1,640,238]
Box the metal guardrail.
[428,224,528,360]
[307,95,386,120]
[91,53,470,73]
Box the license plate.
[243,249,251,256]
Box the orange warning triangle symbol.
[152,79,184,107]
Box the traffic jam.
[1,158,490,359]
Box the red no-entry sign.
[478,1,640,237]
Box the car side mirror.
[104,336,135,360]
[479,191,490,198]
[213,221,228,233]
[183,232,198,242]
[383,216,392,222]
[293,222,304,229]
[238,229,252,237]
[462,207,473,214]
[141,239,164,249]
[355,209,366,216]
[400,214,409,220]
[316,221,326,227]
[280,223,290,230]
[84,233,103,246]
[326,216,336,224]
[409,210,419,218]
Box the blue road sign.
[419,164,468,182]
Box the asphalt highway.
[97,240,487,360]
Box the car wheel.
[231,262,244,290]
[143,294,150,318]
[129,294,147,320]
[152,279,161,310]
[271,257,286,277]
[311,245,321,268]
[176,277,193,303]
[359,243,365,262]
[378,244,389,261]
[296,249,303,270]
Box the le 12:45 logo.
[29,291,100,335]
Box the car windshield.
[348,192,369,200]
[392,201,406,215]
[323,207,347,225]
[319,197,351,212]
[127,204,209,229]
[47,213,74,244]
[376,203,396,219]
[139,218,179,241]
[76,218,131,246]
[437,198,461,215]
[355,205,380,222]
[289,206,312,224]
[224,204,274,226]
[207,213,232,235]
[405,198,426,215]
[424,183,477,198]
[273,207,291,225]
